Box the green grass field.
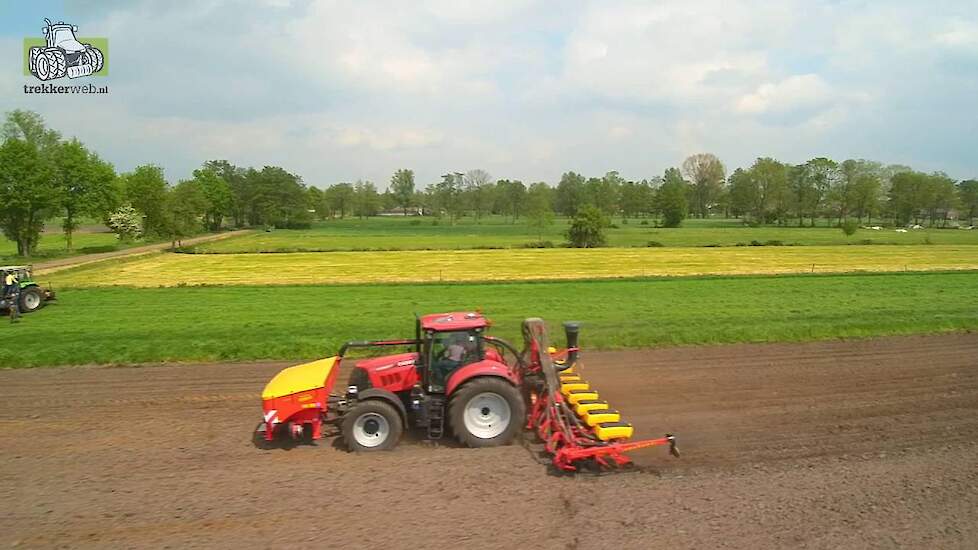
[190,217,978,253]
[43,245,978,287]
[3,271,976,368]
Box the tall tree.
[681,153,726,218]
[434,173,465,223]
[353,180,381,219]
[326,183,355,219]
[655,168,689,227]
[958,180,978,225]
[496,179,527,222]
[160,180,208,249]
[390,169,415,216]
[525,182,555,240]
[463,169,493,220]
[555,171,586,216]
[192,167,232,231]
[121,165,169,236]
[203,160,247,227]
[0,138,57,256]
[54,139,117,249]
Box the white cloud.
[734,74,834,115]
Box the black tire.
[84,46,104,73]
[19,287,44,313]
[449,377,526,448]
[44,49,67,80]
[341,400,403,452]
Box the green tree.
[727,167,758,221]
[160,180,208,248]
[353,180,381,219]
[525,182,555,240]
[584,172,622,216]
[121,165,169,236]
[958,180,978,225]
[390,169,415,215]
[0,138,57,256]
[681,153,725,218]
[927,173,958,227]
[889,171,930,225]
[496,179,527,222]
[655,168,689,227]
[307,186,327,220]
[54,139,117,249]
[555,171,586,216]
[326,183,355,219]
[463,169,493,219]
[192,167,232,231]
[203,160,248,227]
[851,173,883,224]
[566,205,608,248]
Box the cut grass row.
[43,245,978,287]
[3,271,976,368]
[191,217,978,253]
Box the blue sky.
[1,0,976,187]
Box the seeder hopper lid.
[262,357,337,400]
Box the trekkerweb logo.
[22,18,109,94]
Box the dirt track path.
[32,230,252,274]
[1,333,976,549]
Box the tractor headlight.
[346,385,359,397]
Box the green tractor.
[1,266,56,315]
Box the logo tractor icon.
[28,18,104,80]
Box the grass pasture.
[3,271,976,368]
[190,217,978,253]
[43,245,978,287]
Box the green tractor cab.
[1,265,56,314]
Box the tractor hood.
[262,356,337,400]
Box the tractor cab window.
[427,330,483,391]
[52,28,76,45]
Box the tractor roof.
[1,266,29,271]
[420,311,488,332]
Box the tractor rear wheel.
[19,287,44,313]
[449,377,525,448]
[341,400,403,452]
[84,46,104,73]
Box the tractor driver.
[432,332,470,390]
[3,270,19,323]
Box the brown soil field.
[2,333,977,549]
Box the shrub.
[639,220,649,226]
[841,219,858,237]
[646,241,665,247]
[566,205,609,248]
[764,240,784,246]
[749,240,763,246]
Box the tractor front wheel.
[19,287,44,313]
[42,49,67,80]
[449,377,525,448]
[341,400,403,452]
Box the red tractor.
[257,312,678,471]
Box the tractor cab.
[44,23,85,52]
[417,312,493,392]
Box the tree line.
[3,109,977,257]
[0,110,310,256]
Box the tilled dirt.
[1,333,977,549]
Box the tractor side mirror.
[72,26,78,31]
